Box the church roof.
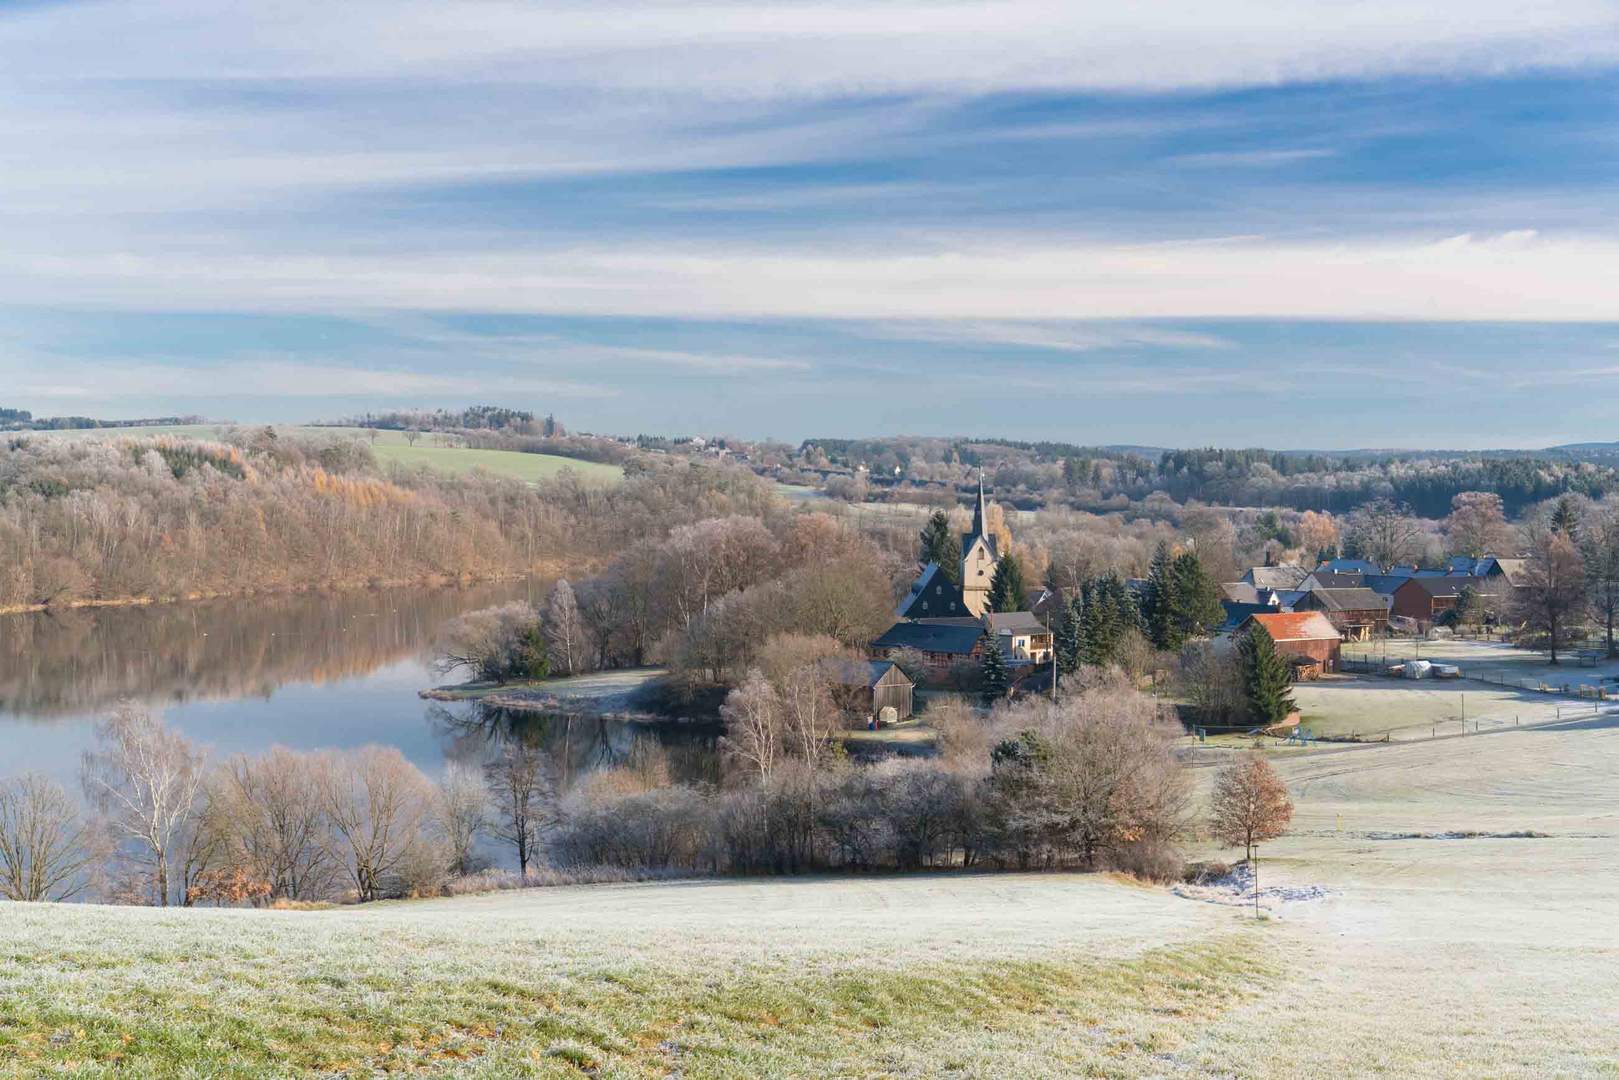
[897,563,969,619]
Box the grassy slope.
[0,876,1268,1078]
[32,425,623,486]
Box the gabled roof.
[1304,587,1387,612]
[1303,571,1365,590]
[1221,582,1264,604]
[872,621,984,655]
[1493,558,1531,587]
[1026,584,1062,616]
[1244,564,1309,590]
[897,562,969,619]
[1221,600,1274,631]
[1318,558,1381,574]
[1397,576,1503,598]
[822,658,910,689]
[988,611,1046,634]
[1363,574,1410,596]
[1243,611,1342,642]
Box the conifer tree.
[918,510,962,584]
[987,553,1028,613]
[1238,625,1295,726]
[979,628,1011,705]
[1551,495,1582,539]
[1170,551,1225,642]
[1144,542,1179,649]
[1054,593,1083,675]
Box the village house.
[988,611,1054,663]
[1241,611,1342,677]
[1241,563,1310,591]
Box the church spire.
[971,472,987,539]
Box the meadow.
[33,424,624,486]
[5,712,1618,1077]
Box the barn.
[823,658,914,722]
[1241,611,1342,675]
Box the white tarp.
[1405,660,1433,679]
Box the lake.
[0,582,715,793]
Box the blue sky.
[4,2,1619,447]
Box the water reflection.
[429,701,720,790]
[0,581,720,796]
[0,580,541,720]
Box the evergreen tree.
[1170,552,1225,642]
[1551,495,1582,539]
[1238,625,1295,726]
[918,510,961,584]
[1054,593,1083,675]
[979,628,1011,705]
[987,553,1028,613]
[1143,542,1179,649]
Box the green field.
[30,424,623,486]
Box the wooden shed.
[824,658,914,722]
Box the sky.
[4,1,1619,448]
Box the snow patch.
[1172,863,1331,912]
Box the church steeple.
[971,473,987,541]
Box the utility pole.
[1046,609,1058,703]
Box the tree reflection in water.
[427,701,720,793]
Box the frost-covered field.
[1,875,1271,1078]
[1185,716,1619,1077]
[6,719,1619,1077]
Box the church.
[896,478,998,619]
[881,479,1054,674]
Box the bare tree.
[0,773,94,901]
[435,762,490,877]
[435,602,548,684]
[719,669,783,782]
[1516,529,1587,665]
[1444,492,1515,558]
[545,578,585,677]
[80,704,208,906]
[209,747,337,902]
[485,735,553,875]
[316,746,438,902]
[1346,499,1422,569]
[1582,505,1619,657]
[1209,753,1293,862]
[402,428,422,447]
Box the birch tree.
[80,704,208,906]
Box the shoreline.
[0,571,532,617]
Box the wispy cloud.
[10,232,1619,321]
[869,320,1232,352]
[1170,148,1338,167]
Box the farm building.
[823,658,914,722]
[1241,611,1343,675]
[870,620,985,672]
[1390,577,1502,626]
[1295,586,1389,640]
